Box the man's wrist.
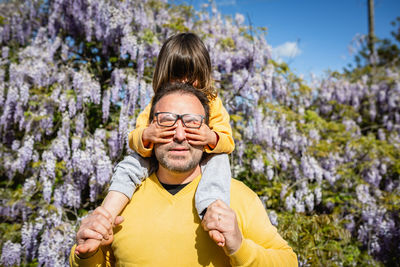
[228,238,254,266]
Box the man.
[69,83,298,266]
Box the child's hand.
[142,122,177,148]
[209,229,226,247]
[185,124,218,148]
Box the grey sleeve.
[196,153,231,219]
[108,152,153,199]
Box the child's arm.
[206,96,235,153]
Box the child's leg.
[197,153,231,247]
[105,152,153,219]
[196,153,231,218]
[102,191,129,221]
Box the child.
[76,33,234,255]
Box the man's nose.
[173,120,186,142]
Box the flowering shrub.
[0,0,399,266]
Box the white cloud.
[272,41,302,60]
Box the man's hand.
[142,121,176,148]
[201,200,242,255]
[185,124,218,148]
[75,207,124,258]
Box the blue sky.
[182,0,400,79]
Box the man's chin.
[160,157,197,173]
[167,159,190,170]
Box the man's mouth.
[169,146,190,155]
[170,147,189,151]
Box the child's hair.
[152,32,217,100]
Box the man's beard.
[155,142,203,173]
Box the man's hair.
[152,32,217,100]
[149,82,210,125]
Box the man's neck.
[156,165,201,185]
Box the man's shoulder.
[231,178,254,190]
[230,179,266,223]
[230,178,259,201]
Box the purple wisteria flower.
[21,220,44,261]
[251,155,265,174]
[0,241,21,267]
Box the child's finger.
[155,124,177,130]
[188,140,207,146]
[184,128,200,134]
[187,136,207,144]
[209,229,225,247]
[158,130,176,137]
[185,133,205,141]
[154,137,173,144]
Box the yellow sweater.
[128,96,235,157]
[70,174,298,266]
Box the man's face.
[153,92,205,173]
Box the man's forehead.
[155,92,205,114]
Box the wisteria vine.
[0,0,399,266]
